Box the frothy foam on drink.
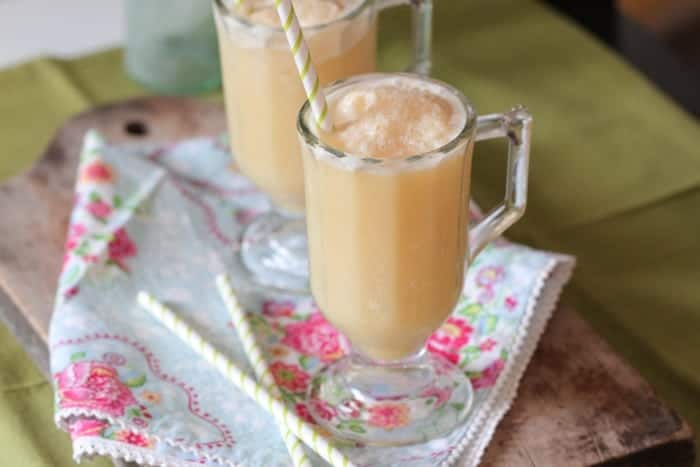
[219,0,371,59]
[322,77,466,159]
[241,0,360,28]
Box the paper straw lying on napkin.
[216,275,311,467]
[137,291,354,467]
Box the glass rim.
[213,0,370,33]
[297,72,477,166]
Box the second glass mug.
[213,0,433,292]
[297,73,532,445]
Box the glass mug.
[297,73,532,444]
[213,0,432,293]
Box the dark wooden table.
[0,97,695,466]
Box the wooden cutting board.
[0,97,694,467]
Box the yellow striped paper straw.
[136,292,354,467]
[216,275,311,467]
[274,0,332,131]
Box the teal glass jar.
[124,0,221,94]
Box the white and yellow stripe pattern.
[216,275,311,467]
[273,0,332,131]
[136,291,354,467]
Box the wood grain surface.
[0,97,694,466]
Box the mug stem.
[239,208,310,294]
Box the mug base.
[307,352,473,446]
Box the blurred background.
[3,1,699,62]
[1,1,698,72]
[2,0,699,115]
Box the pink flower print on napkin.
[68,418,109,439]
[295,403,316,424]
[262,300,295,318]
[86,199,112,222]
[479,338,498,352]
[368,402,410,430]
[339,399,364,418]
[504,295,518,311]
[475,266,505,287]
[116,430,152,448]
[269,361,309,393]
[80,161,115,184]
[419,386,452,409]
[477,287,496,305]
[471,359,505,390]
[63,286,80,300]
[427,316,473,365]
[65,224,87,252]
[54,360,137,417]
[309,398,337,421]
[281,312,346,362]
[63,224,88,271]
[107,228,137,272]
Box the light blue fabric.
[49,132,573,466]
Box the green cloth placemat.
[0,49,143,180]
[0,323,110,467]
[1,1,699,465]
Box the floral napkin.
[50,131,574,466]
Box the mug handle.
[469,106,533,261]
[375,0,432,75]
